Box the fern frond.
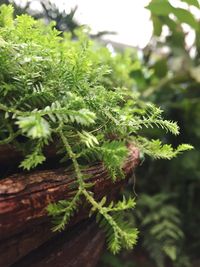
[20,150,46,170]
[134,137,193,160]
[136,104,180,135]
[78,130,99,148]
[137,193,185,267]
[16,115,51,139]
[88,195,137,253]
[19,140,47,170]
[101,141,128,181]
[47,189,81,232]
[106,196,136,212]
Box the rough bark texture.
[12,220,105,267]
[0,145,140,267]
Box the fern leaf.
[16,115,51,139]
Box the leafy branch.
[0,5,193,254]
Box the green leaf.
[153,58,168,78]
[0,4,14,27]
[101,141,128,180]
[181,0,200,8]
[147,1,199,30]
[146,0,174,15]
[20,151,46,170]
[177,144,194,153]
[16,115,51,139]
[162,16,178,32]
[68,109,96,126]
[110,197,136,212]
[172,8,199,30]
[163,245,177,261]
[78,130,99,148]
[47,190,81,232]
[152,15,163,36]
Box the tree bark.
[11,220,105,267]
[0,146,140,267]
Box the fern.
[78,130,99,148]
[47,190,81,232]
[16,115,51,139]
[0,5,193,254]
[20,150,46,170]
[136,194,185,267]
[135,137,193,160]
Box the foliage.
[99,252,135,267]
[1,0,79,33]
[0,4,192,255]
[136,194,185,267]
[99,0,199,265]
[130,0,200,266]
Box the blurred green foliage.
[0,0,79,33]
[140,1,200,264]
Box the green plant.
[136,193,186,267]
[99,252,135,267]
[1,0,79,33]
[0,5,192,254]
[126,0,200,265]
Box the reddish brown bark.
[0,145,139,240]
[0,220,105,267]
[11,220,105,267]
[0,172,122,267]
[0,146,139,267]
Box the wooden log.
[0,145,139,239]
[0,165,116,239]
[0,146,139,267]
[11,220,105,267]
[0,164,126,267]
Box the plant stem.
[59,129,85,189]
[59,129,132,250]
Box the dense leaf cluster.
[0,5,192,254]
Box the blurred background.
[1,0,200,266]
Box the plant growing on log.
[0,5,193,254]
